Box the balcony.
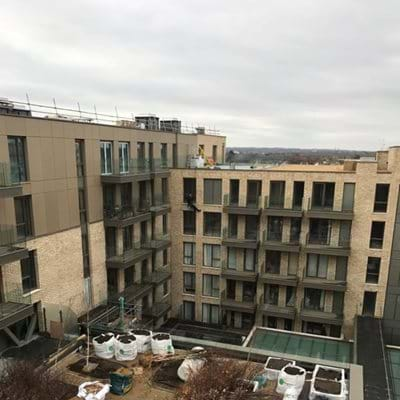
[220,289,257,312]
[221,261,258,282]
[143,234,171,251]
[263,196,303,218]
[0,162,23,198]
[299,305,343,326]
[262,230,300,253]
[150,193,170,215]
[109,282,153,303]
[143,266,171,285]
[106,242,153,269]
[0,226,28,265]
[0,285,35,331]
[304,233,350,256]
[258,270,298,287]
[223,194,262,216]
[150,158,170,178]
[302,277,347,292]
[222,228,260,249]
[103,203,151,227]
[143,296,171,319]
[101,158,152,183]
[305,199,353,221]
[258,294,296,319]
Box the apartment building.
[170,149,400,341]
[0,108,225,348]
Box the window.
[203,212,221,237]
[333,292,344,314]
[304,288,325,311]
[339,221,352,247]
[284,319,293,331]
[14,196,33,239]
[342,183,355,211]
[107,269,118,294]
[362,291,377,316]
[202,274,219,297]
[141,259,148,279]
[292,181,304,210]
[242,313,255,329]
[269,181,285,208]
[229,180,239,205]
[306,254,328,278]
[120,183,132,209]
[183,211,196,235]
[247,180,261,207]
[203,179,222,205]
[137,142,145,163]
[183,301,195,320]
[161,178,168,203]
[370,221,385,249]
[183,178,196,202]
[100,141,113,175]
[267,216,283,241]
[243,282,256,302]
[161,143,168,165]
[212,145,218,163]
[122,226,133,251]
[8,136,27,183]
[290,218,301,243]
[288,253,298,276]
[336,257,348,281]
[119,142,129,173]
[374,184,390,212]
[312,182,335,209]
[265,251,281,274]
[183,242,196,265]
[125,266,134,288]
[227,247,237,269]
[203,244,221,267]
[202,303,219,324]
[245,215,258,240]
[265,284,279,305]
[162,214,168,235]
[20,250,38,293]
[163,280,169,296]
[228,214,238,238]
[226,279,236,299]
[286,287,295,306]
[163,249,168,266]
[244,249,256,271]
[366,257,381,283]
[183,272,196,294]
[309,219,331,245]
[303,322,327,336]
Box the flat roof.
[269,164,346,172]
[246,327,353,363]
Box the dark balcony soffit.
[222,238,259,249]
[0,185,23,198]
[0,246,29,265]
[144,270,171,285]
[258,273,298,286]
[220,298,257,312]
[223,205,261,216]
[104,212,152,227]
[263,208,303,218]
[151,170,170,178]
[143,239,171,251]
[0,302,35,331]
[304,244,350,257]
[143,302,171,318]
[301,277,347,292]
[221,269,258,282]
[150,204,171,216]
[259,304,296,319]
[263,241,300,253]
[299,308,343,325]
[101,172,152,184]
[106,248,153,269]
[305,209,354,221]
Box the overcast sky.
[1,1,399,149]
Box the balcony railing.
[306,233,350,248]
[221,260,258,281]
[0,162,23,197]
[103,201,151,224]
[222,228,260,249]
[0,225,28,264]
[143,233,171,250]
[223,194,262,208]
[306,198,354,220]
[300,303,343,324]
[106,240,152,268]
[263,196,304,217]
[152,193,170,208]
[150,158,169,172]
[220,289,257,310]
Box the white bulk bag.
[114,334,138,361]
[177,357,206,381]
[93,333,115,359]
[276,365,306,396]
[151,332,174,356]
[264,357,295,380]
[130,329,152,353]
[309,365,347,400]
[77,381,110,400]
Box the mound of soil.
[117,334,136,344]
[69,357,122,379]
[266,358,292,370]
[94,334,114,344]
[153,333,170,341]
[316,368,342,381]
[315,378,341,395]
[285,366,305,376]
[131,329,151,336]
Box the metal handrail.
[223,194,262,208]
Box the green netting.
[248,328,352,363]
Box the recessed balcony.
[100,158,152,183]
[302,277,347,292]
[305,198,354,221]
[262,230,301,253]
[106,242,153,269]
[0,162,23,198]
[103,203,151,227]
[263,196,303,218]
[222,228,260,249]
[220,289,257,312]
[304,233,350,256]
[221,261,258,282]
[299,305,343,326]
[0,226,28,265]
[223,194,262,216]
